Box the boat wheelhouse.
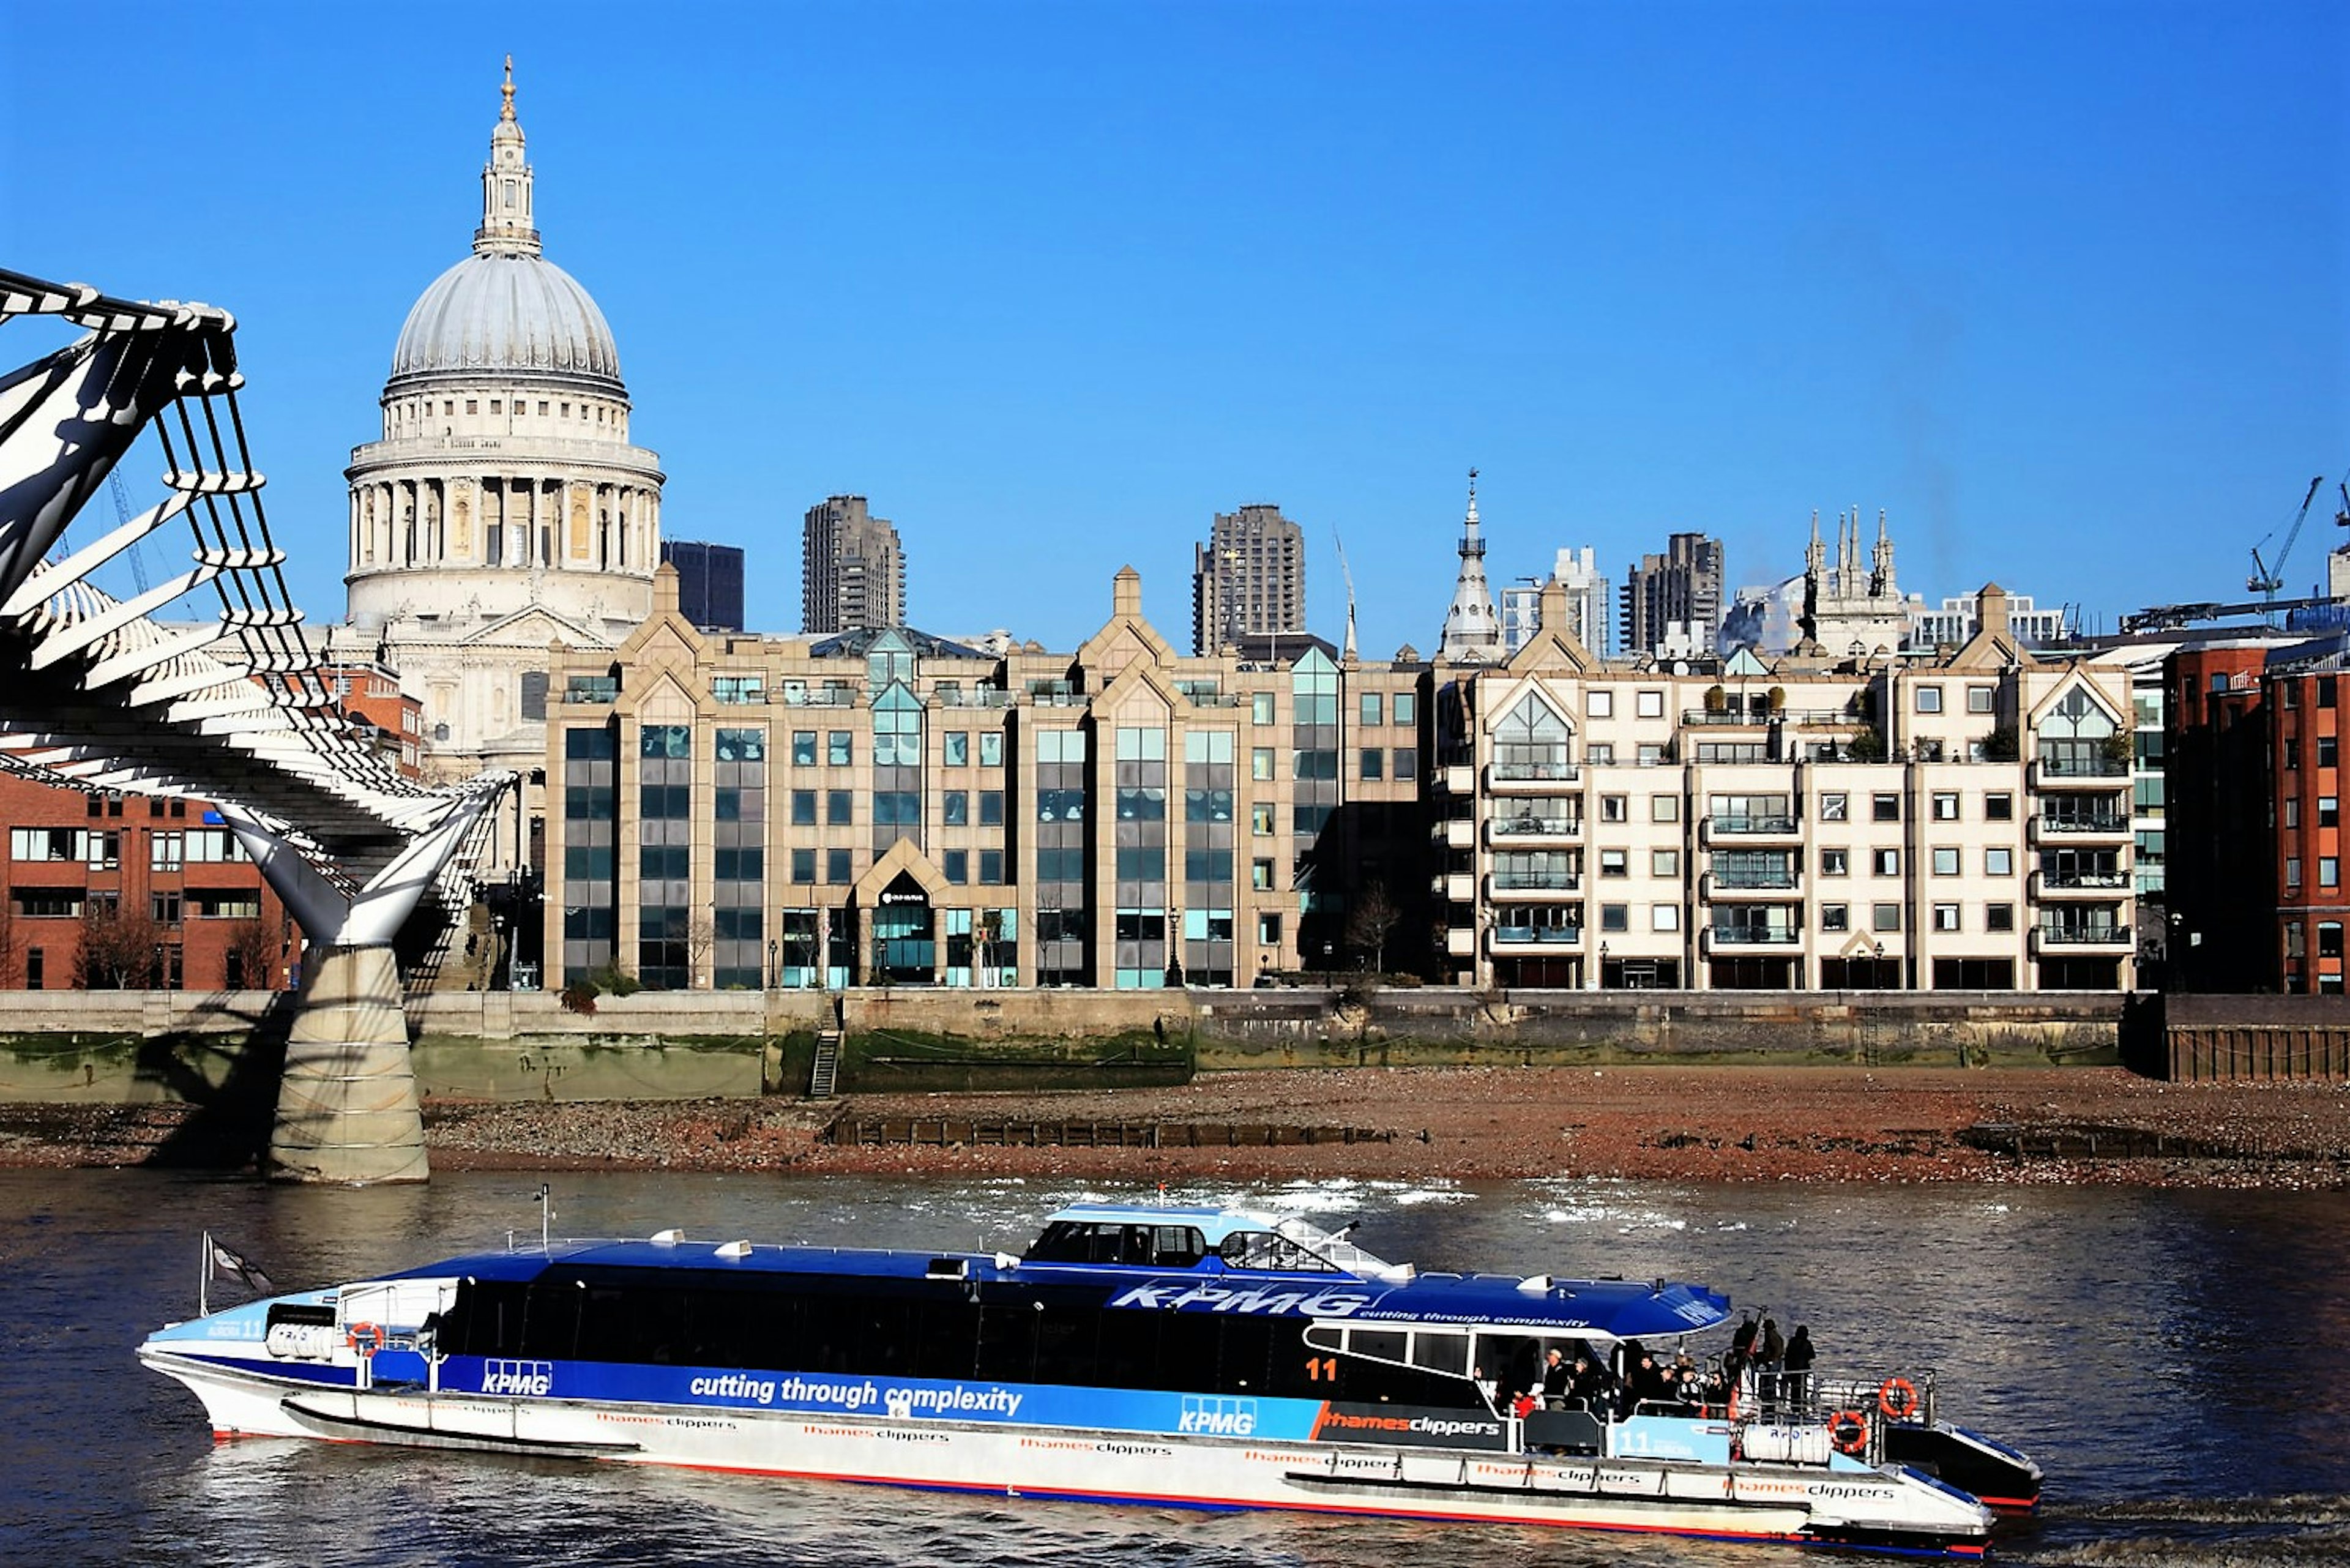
[141,1200,2038,1558]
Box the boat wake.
[2021,1494,2350,1567]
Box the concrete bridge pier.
[270,945,428,1184]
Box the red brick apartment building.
[2168,636,2348,995]
[0,774,297,991]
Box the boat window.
[1218,1230,1337,1272]
[1024,1221,1207,1267]
[1411,1331,1470,1376]
[1350,1329,1407,1364]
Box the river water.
[4,1168,2346,1566]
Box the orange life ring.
[346,1321,384,1356]
[1878,1376,1919,1421]
[1828,1409,1869,1455]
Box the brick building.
[0,774,298,991]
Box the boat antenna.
[537,1182,553,1252]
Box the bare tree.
[75,900,163,989]
[224,917,278,991]
[1345,881,1403,974]
[684,914,719,988]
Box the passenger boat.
[141,1201,2039,1558]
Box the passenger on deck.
[1569,1352,1612,1410]
[1756,1318,1786,1397]
[1725,1314,1758,1383]
[1540,1348,1573,1406]
[1783,1325,1816,1404]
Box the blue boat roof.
[387,1204,1731,1342]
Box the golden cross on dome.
[501,56,516,121]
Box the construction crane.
[107,469,154,596]
[2246,474,2328,603]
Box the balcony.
[1493,919,1584,950]
[1680,708,1769,727]
[2030,811,2132,843]
[560,677,619,706]
[1434,818,1474,849]
[2032,755,2129,789]
[1488,871,1583,900]
[1489,761,1582,791]
[1489,811,1582,845]
[1708,922,1803,947]
[1701,872,1802,902]
[1446,927,1477,958]
[1439,764,1475,795]
[2031,868,2131,899]
[1430,872,1475,903]
[2032,922,2132,952]
[1703,812,1801,842]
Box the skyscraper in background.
[1191,503,1304,655]
[1621,532,1726,659]
[660,539,745,632]
[801,495,905,634]
[1501,545,1613,657]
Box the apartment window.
[1985,793,2014,821]
[1252,859,1274,890]
[1821,904,1849,932]
[1933,903,1961,932]
[1252,747,1275,780]
[2322,736,2340,769]
[979,850,1004,884]
[1251,804,1274,836]
[943,850,968,884]
[827,790,852,825]
[1393,745,1418,780]
[2286,797,2301,829]
[1915,686,1944,714]
[1600,848,1628,878]
[1652,849,1680,877]
[979,791,1004,827]
[1586,742,1614,765]
[2286,857,2302,887]
[1599,903,1630,933]
[1652,905,1679,933]
[1393,692,1417,725]
[1637,744,1668,766]
[1986,847,2013,876]
[1360,749,1384,782]
[1932,847,1961,876]
[943,791,968,826]
[2323,796,2340,829]
[2321,922,2344,958]
[1821,848,1849,876]
[1931,792,1959,821]
[792,731,816,766]
[2324,858,2341,890]
[826,849,852,884]
[1968,686,1995,714]
[1986,903,2015,932]
[1359,693,1383,726]
[827,731,852,766]
[1600,794,1628,823]
[1636,690,1665,719]
[1873,903,1902,933]
[1258,912,1283,946]
[1820,793,1848,822]
[791,790,816,826]
[980,732,1004,767]
[1651,794,1679,823]
[944,731,968,766]
[1873,848,1900,876]
[1251,693,1275,725]
[1872,793,1900,822]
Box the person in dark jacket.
[1783,1324,1816,1405]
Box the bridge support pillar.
[269,945,428,1184]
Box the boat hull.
[141,1347,1990,1558]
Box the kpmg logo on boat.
[1178,1395,1257,1436]
[482,1359,554,1397]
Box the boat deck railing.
[1507,1366,1939,1469]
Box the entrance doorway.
[873,872,935,984]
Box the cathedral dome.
[389,252,623,394]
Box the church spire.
[1439,468,1504,662]
[475,55,542,258]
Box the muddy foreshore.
[4,1066,2348,1189]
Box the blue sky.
[4,1,2343,655]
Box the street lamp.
[767,937,778,990]
[1322,939,1333,987]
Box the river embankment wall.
[0,987,2130,1104]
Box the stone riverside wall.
[0,987,2125,1105]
